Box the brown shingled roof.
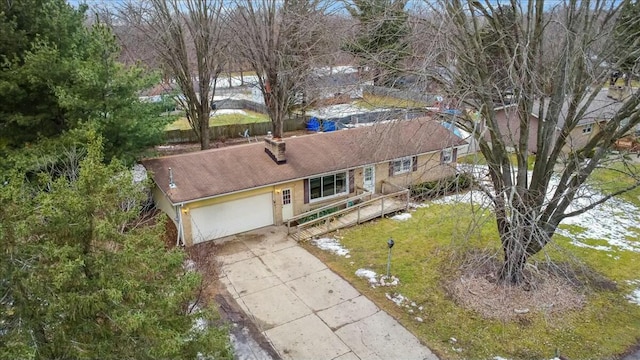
[142,117,466,204]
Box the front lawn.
[303,193,640,359]
[165,110,270,131]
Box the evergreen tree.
[0,0,170,162]
[612,0,640,85]
[0,135,232,359]
[344,0,410,86]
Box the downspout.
[175,204,186,247]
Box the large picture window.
[309,172,348,201]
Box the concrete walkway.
[216,226,437,360]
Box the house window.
[441,148,453,164]
[282,189,291,205]
[309,172,348,201]
[582,124,593,134]
[391,157,413,175]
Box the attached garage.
[189,192,274,244]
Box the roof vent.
[169,167,176,189]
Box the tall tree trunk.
[273,116,284,139]
[200,111,210,149]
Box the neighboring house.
[142,118,466,246]
[532,88,626,154]
[490,104,540,153]
[138,82,178,103]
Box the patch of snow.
[390,213,412,221]
[415,317,424,322]
[385,292,408,306]
[627,280,640,305]
[311,66,359,76]
[435,164,640,253]
[627,289,640,305]
[379,275,400,286]
[409,202,429,209]
[193,317,207,332]
[183,259,197,272]
[493,357,510,360]
[312,237,350,257]
[212,109,247,116]
[132,164,147,183]
[215,75,259,88]
[355,268,378,286]
[307,103,393,119]
[559,187,640,252]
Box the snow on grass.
[626,280,640,305]
[627,289,640,305]
[386,292,409,306]
[312,237,351,257]
[355,269,400,288]
[559,187,640,252]
[390,213,412,221]
[434,164,640,253]
[355,269,378,285]
[307,103,393,119]
[212,109,247,116]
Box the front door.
[282,188,293,221]
[363,166,375,193]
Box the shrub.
[409,173,474,200]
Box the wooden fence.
[165,116,308,144]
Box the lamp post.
[386,238,395,278]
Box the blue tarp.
[323,120,336,132]
[307,117,320,131]
[441,121,463,138]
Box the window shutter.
[440,151,444,164]
[349,169,355,193]
[412,156,418,171]
[452,148,458,162]
[389,161,394,177]
[303,179,309,204]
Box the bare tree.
[420,0,640,284]
[116,0,227,150]
[231,0,329,138]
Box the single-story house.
[532,88,626,154]
[142,118,466,246]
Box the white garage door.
[190,192,274,244]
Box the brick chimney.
[264,132,286,164]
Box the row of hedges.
[409,173,474,200]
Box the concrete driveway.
[216,226,437,360]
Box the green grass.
[302,201,640,359]
[353,94,427,110]
[606,79,640,87]
[165,110,269,131]
[589,161,640,207]
[459,152,536,171]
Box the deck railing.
[287,188,410,241]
